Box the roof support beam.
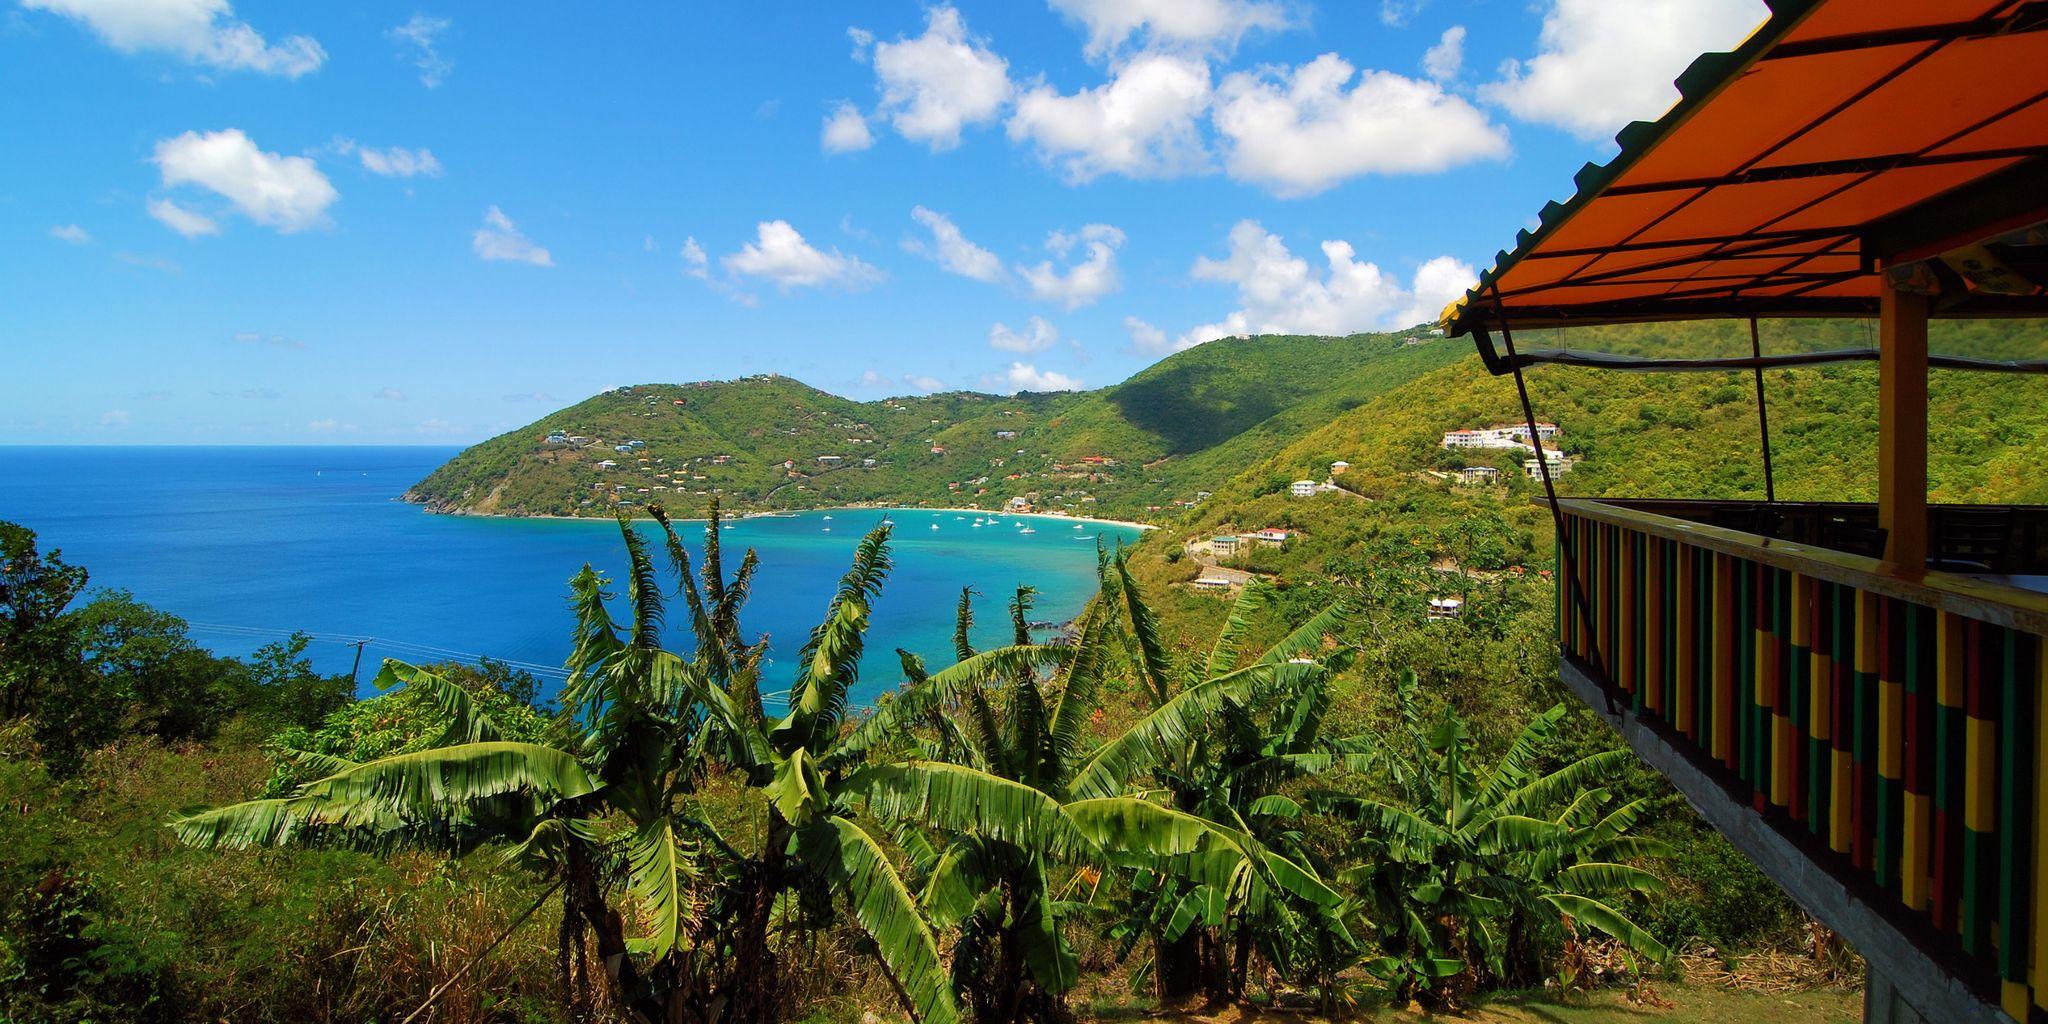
[1864,158,2048,265]
[1878,278,1929,569]
[1603,145,2048,198]
[1762,6,2048,61]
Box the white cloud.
[100,409,131,427]
[147,197,219,237]
[152,129,337,233]
[23,0,323,77]
[1380,0,1427,27]
[350,143,442,178]
[306,417,358,434]
[49,224,92,245]
[1213,54,1509,197]
[903,374,946,393]
[390,13,452,88]
[1008,52,1212,182]
[1046,0,1289,60]
[1124,315,1171,354]
[723,220,882,291]
[374,387,407,401]
[115,251,180,273]
[989,316,1060,353]
[1018,224,1123,309]
[472,206,553,266]
[857,369,891,388]
[1483,0,1768,140]
[1424,25,1465,82]
[868,6,1012,151]
[680,236,709,278]
[907,206,1003,282]
[992,362,1082,393]
[1171,219,1473,349]
[821,101,875,153]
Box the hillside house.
[597,460,617,470]
[1289,480,1318,497]
[545,431,569,445]
[1522,453,1571,479]
[1426,597,1464,620]
[1211,535,1241,557]
[1192,575,1236,592]
[1330,460,1350,475]
[1251,528,1295,547]
[816,455,843,465]
[994,429,1017,439]
[1458,466,1502,484]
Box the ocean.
[0,446,1141,708]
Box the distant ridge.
[404,329,1464,520]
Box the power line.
[177,620,879,711]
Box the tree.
[1095,562,1362,1004]
[1314,670,1668,1007]
[172,504,976,1024]
[843,559,1347,1021]
[0,522,87,721]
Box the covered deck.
[1441,2,2048,1021]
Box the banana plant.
[841,561,1350,1022]
[1095,560,1368,1003]
[171,504,1002,1024]
[1313,670,1668,1008]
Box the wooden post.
[1878,278,1929,568]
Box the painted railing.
[1555,499,2048,1020]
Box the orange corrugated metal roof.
[1444,0,2048,338]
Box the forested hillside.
[404,330,1466,519]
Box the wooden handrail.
[1552,498,2048,636]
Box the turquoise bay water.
[0,446,1139,707]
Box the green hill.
[1128,318,2048,597]
[405,329,1467,519]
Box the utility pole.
[347,639,372,687]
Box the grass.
[1071,983,1860,1024]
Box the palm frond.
[827,645,1067,770]
[800,817,961,1024]
[952,586,976,662]
[1540,893,1670,961]
[371,659,503,746]
[1068,661,1318,800]
[616,514,666,650]
[624,820,690,958]
[781,523,892,753]
[1204,581,1269,678]
[847,761,1083,859]
[1556,862,1666,897]
[1252,597,1351,666]
[1110,553,1174,705]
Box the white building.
[1330,460,1351,475]
[1428,597,1464,620]
[1441,423,1560,450]
[1290,480,1318,497]
[1251,528,1295,547]
[1458,466,1502,484]
[1524,453,1572,478]
[597,459,618,470]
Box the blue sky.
[2,0,1767,444]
